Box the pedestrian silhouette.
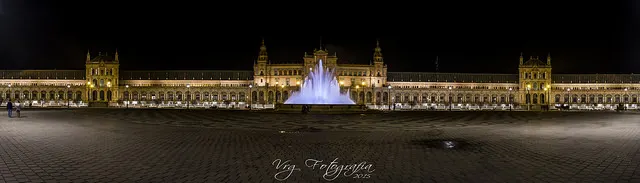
[6,101,12,118]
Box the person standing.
[6,101,12,118]
[15,101,21,118]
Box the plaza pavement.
[1,109,640,182]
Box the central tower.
[303,47,338,76]
[85,50,120,106]
[518,52,552,110]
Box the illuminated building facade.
[1,40,639,110]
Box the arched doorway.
[107,90,112,101]
[259,91,264,104]
[282,91,289,102]
[99,90,105,101]
[252,91,258,103]
[382,92,389,103]
[76,91,82,101]
[92,90,97,101]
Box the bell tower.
[372,39,387,87]
[253,38,269,86]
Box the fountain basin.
[276,104,368,113]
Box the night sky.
[0,1,637,74]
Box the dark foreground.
[1,109,640,182]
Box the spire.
[435,56,439,72]
[257,38,268,63]
[86,50,91,62]
[546,52,551,65]
[519,52,523,65]
[115,49,119,62]
[373,39,383,63]
[319,36,323,50]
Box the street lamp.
[387,85,392,110]
[67,85,71,108]
[543,87,548,110]
[7,84,11,101]
[249,84,253,110]
[186,84,191,109]
[355,85,360,105]
[526,84,531,111]
[275,82,279,104]
[125,85,129,108]
[546,84,551,106]
[448,86,453,111]
[361,81,366,103]
[566,88,571,104]
[625,88,629,104]
[281,84,285,103]
[90,84,94,105]
[509,88,513,111]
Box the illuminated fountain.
[284,59,355,105]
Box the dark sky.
[0,1,637,74]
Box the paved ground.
[2,109,640,182]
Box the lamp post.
[7,84,11,101]
[566,88,571,105]
[361,81,366,104]
[87,81,91,102]
[186,84,191,109]
[625,88,629,105]
[249,84,253,110]
[387,85,392,110]
[67,85,71,108]
[275,82,279,104]
[125,85,129,109]
[448,86,453,111]
[281,84,285,104]
[509,88,513,111]
[356,85,360,105]
[546,84,551,108]
[89,84,94,105]
[543,87,548,111]
[526,84,531,111]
